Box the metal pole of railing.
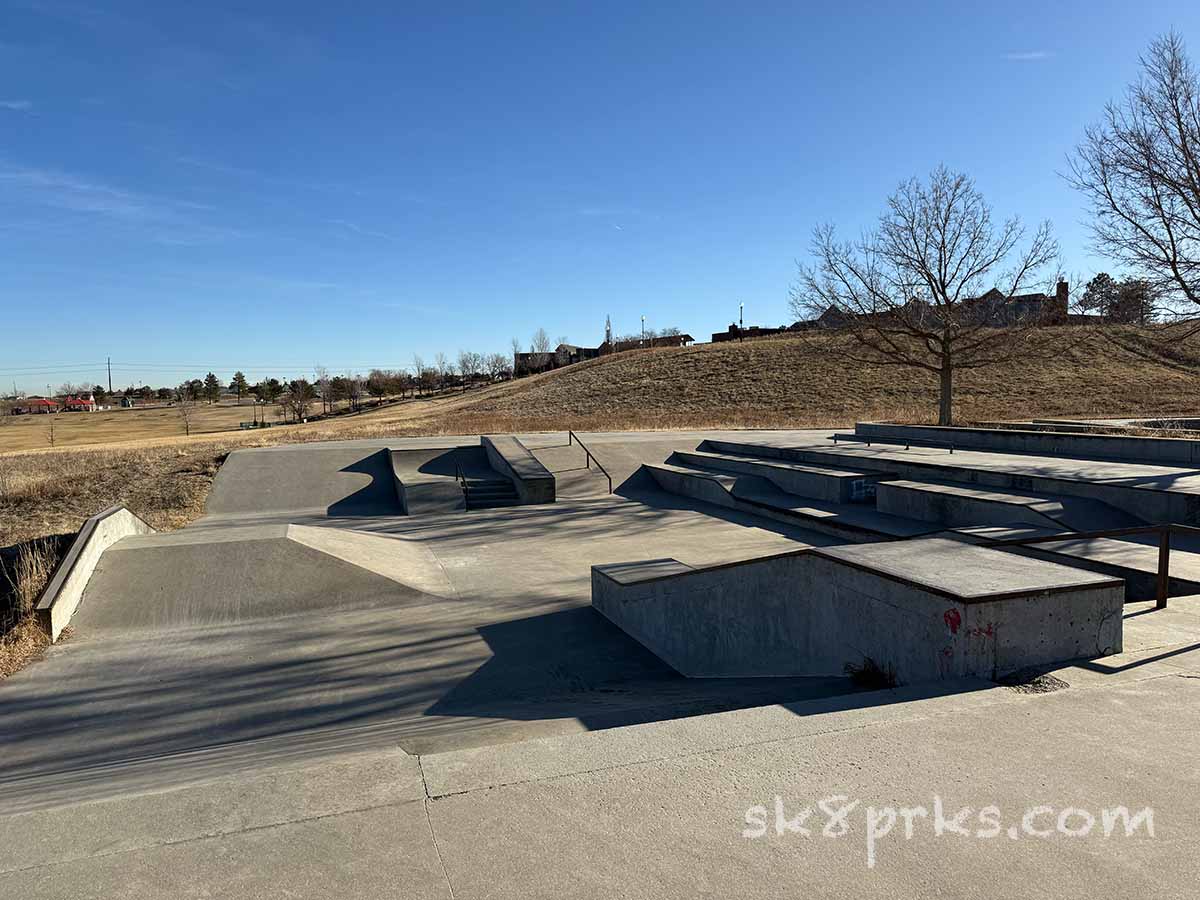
[1157,525,1170,609]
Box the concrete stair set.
[643,439,1145,543]
[464,477,521,509]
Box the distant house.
[512,327,695,378]
[805,281,1071,331]
[711,323,801,343]
[62,394,97,412]
[598,333,694,354]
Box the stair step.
[468,497,522,509]
[644,463,935,541]
[670,449,892,503]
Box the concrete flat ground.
[5,429,1200,897]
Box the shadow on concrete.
[425,606,869,731]
[415,446,489,478]
[327,449,403,516]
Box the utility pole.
[641,315,645,349]
[107,357,112,394]
[739,302,744,342]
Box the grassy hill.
[449,326,1200,429]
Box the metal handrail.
[454,461,470,510]
[989,522,1200,610]
[568,430,613,493]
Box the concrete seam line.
[0,798,422,877]
[418,755,457,899]
[423,685,1039,799]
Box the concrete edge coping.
[592,543,1124,605]
[481,434,555,482]
[674,449,892,480]
[34,503,156,641]
[857,420,1200,447]
[593,547,813,588]
[859,420,1195,441]
[807,545,1126,604]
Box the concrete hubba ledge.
[592,538,1124,684]
[36,504,156,642]
[482,434,555,504]
[854,421,1200,466]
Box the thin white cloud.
[327,219,399,242]
[1002,51,1052,61]
[0,100,32,110]
[0,165,152,218]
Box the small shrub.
[844,656,898,690]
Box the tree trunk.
[938,365,953,426]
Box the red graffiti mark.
[943,608,962,635]
[942,646,954,658]
[967,623,995,638]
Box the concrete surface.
[35,505,155,641]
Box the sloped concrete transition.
[6,429,1200,795]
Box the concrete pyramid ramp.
[76,528,441,633]
[286,525,456,598]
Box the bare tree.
[282,378,317,422]
[530,328,552,369]
[314,366,332,414]
[1069,32,1200,317]
[457,350,482,390]
[792,166,1057,426]
[485,352,511,382]
[411,354,425,395]
[434,352,450,390]
[176,388,195,436]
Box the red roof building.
[63,395,97,411]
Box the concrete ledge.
[855,421,1200,466]
[35,505,155,641]
[592,539,1123,683]
[482,435,555,504]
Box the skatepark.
[4,425,1200,897]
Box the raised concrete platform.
[876,479,1140,532]
[669,449,893,503]
[482,434,555,504]
[593,538,1123,683]
[702,436,1200,523]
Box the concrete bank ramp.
[205,445,401,519]
[76,526,445,632]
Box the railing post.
[1157,526,1170,609]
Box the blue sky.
[3,1,1200,393]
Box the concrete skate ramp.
[205,446,401,518]
[76,529,441,632]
